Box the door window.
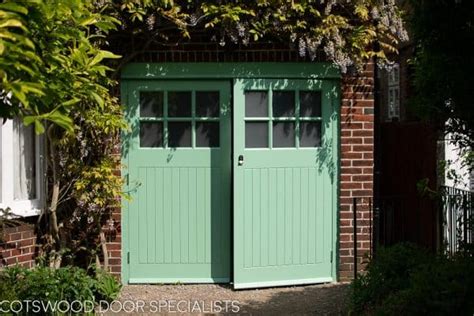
[139,91,221,148]
[244,90,322,148]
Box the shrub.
[350,243,432,313]
[0,265,122,313]
[377,254,474,315]
[350,243,474,315]
[2,266,95,303]
[94,268,122,302]
[0,271,18,301]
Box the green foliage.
[351,243,431,313]
[1,266,95,303]
[0,271,17,302]
[1,0,126,267]
[0,0,120,132]
[94,269,122,302]
[198,0,407,71]
[108,0,407,72]
[351,243,474,315]
[409,0,474,148]
[0,266,121,312]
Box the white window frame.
[387,63,400,120]
[0,119,44,217]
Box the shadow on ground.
[236,283,350,315]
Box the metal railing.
[440,186,474,255]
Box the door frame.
[121,63,341,285]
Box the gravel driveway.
[101,282,350,315]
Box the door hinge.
[127,252,130,264]
[330,250,333,263]
[126,174,129,186]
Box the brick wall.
[0,221,37,268]
[105,206,122,276]
[339,64,375,280]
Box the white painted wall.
[444,132,472,190]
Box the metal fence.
[440,186,474,255]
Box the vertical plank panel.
[252,169,261,267]
[196,168,205,264]
[205,167,212,263]
[138,168,147,264]
[211,167,221,263]
[188,168,197,263]
[244,169,253,268]
[260,168,269,267]
[156,168,164,263]
[147,168,156,263]
[308,168,316,264]
[179,168,189,263]
[163,168,172,263]
[300,168,309,264]
[284,168,293,265]
[276,168,285,265]
[292,168,301,264]
[316,167,324,263]
[268,168,277,266]
[172,168,180,263]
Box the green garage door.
[123,80,231,283]
[233,79,338,289]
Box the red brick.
[352,130,373,137]
[8,232,21,241]
[352,145,373,152]
[353,160,373,167]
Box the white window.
[0,118,44,216]
[387,63,400,120]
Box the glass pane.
[168,122,192,147]
[300,91,322,117]
[140,122,163,147]
[245,122,268,148]
[273,122,295,148]
[196,122,219,147]
[273,91,295,117]
[168,91,191,117]
[140,91,163,117]
[196,91,220,117]
[13,118,36,200]
[299,121,321,147]
[245,91,268,117]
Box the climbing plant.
[106,0,408,72]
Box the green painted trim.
[332,79,341,282]
[121,63,341,80]
[129,278,230,284]
[233,277,334,290]
[120,80,130,285]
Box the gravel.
[101,282,350,315]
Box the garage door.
[123,80,231,283]
[233,79,337,289]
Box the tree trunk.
[47,125,61,268]
[100,231,109,271]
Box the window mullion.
[164,91,168,148]
[192,90,196,149]
[268,88,273,149]
[295,89,300,149]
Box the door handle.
[238,155,244,166]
